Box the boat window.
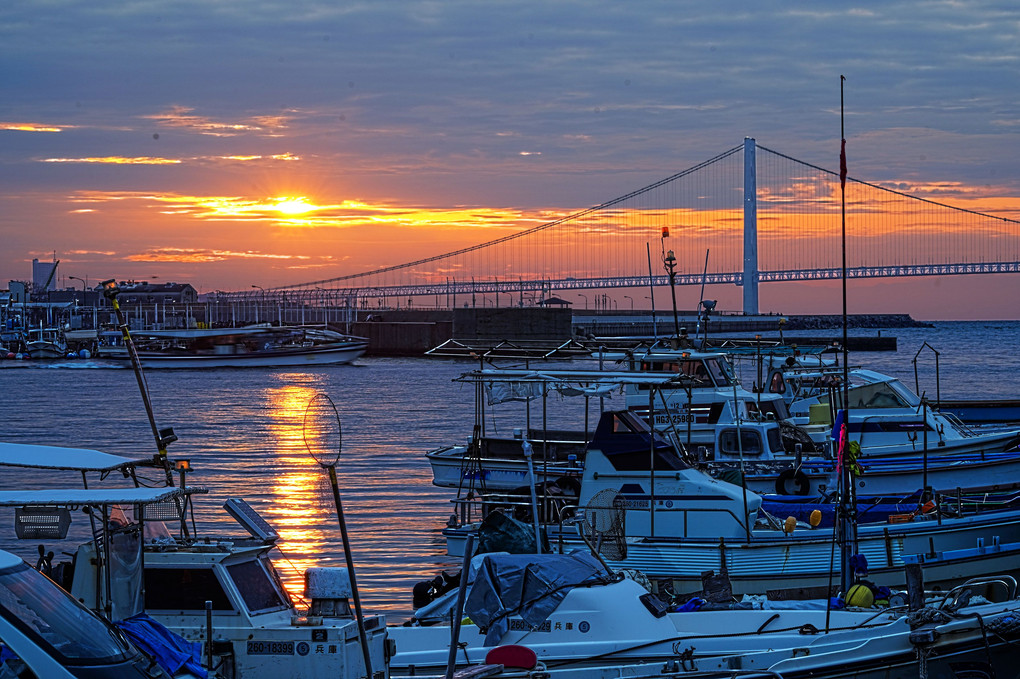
[748,398,791,422]
[767,427,784,453]
[718,429,765,456]
[144,567,234,611]
[845,382,912,409]
[227,558,290,614]
[0,560,131,664]
[704,358,732,387]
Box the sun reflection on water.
[260,376,342,599]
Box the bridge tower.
[742,137,759,315]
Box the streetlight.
[578,293,588,310]
[663,250,681,338]
[68,276,87,307]
[252,285,265,324]
[623,295,633,310]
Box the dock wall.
[354,309,920,356]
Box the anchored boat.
[97,325,368,368]
[0,442,390,679]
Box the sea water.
[0,320,1017,619]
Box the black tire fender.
[775,468,811,496]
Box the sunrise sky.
[2,1,1019,319]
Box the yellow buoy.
[783,516,797,534]
[846,584,875,607]
[809,509,822,527]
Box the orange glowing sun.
[273,197,316,215]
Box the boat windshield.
[0,559,132,664]
[226,555,292,614]
[638,357,733,387]
[833,379,919,409]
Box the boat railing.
[449,492,578,526]
[937,410,980,437]
[448,493,580,553]
[936,574,1018,609]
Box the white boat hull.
[448,510,1020,595]
[26,341,67,359]
[105,341,367,368]
[742,448,1020,497]
[391,568,1020,678]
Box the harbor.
[2,319,1020,677]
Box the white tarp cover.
[0,442,139,471]
[0,487,185,507]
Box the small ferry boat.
[98,325,368,368]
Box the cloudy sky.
[2,1,1019,318]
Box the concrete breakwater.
[354,308,925,356]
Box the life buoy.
[775,468,811,496]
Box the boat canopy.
[588,410,688,471]
[0,487,192,507]
[0,442,141,472]
[455,368,685,389]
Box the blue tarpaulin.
[115,613,207,678]
[464,551,612,646]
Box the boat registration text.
[247,641,294,655]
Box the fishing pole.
[101,279,176,487]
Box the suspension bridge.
[216,138,1020,314]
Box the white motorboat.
[0,442,390,679]
[390,550,1020,678]
[0,548,197,678]
[429,367,1020,505]
[444,410,1020,598]
[98,325,368,368]
[426,366,803,493]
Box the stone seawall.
[783,314,933,330]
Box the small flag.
[662,227,670,238]
[839,139,847,189]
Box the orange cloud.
[43,156,182,165]
[1,122,67,132]
[127,248,311,263]
[142,105,290,136]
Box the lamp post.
[578,293,588,310]
[68,276,87,308]
[251,285,265,324]
[663,250,681,338]
[623,295,633,310]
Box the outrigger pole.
[101,279,177,487]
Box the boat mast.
[836,76,858,597]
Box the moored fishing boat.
[443,409,1020,598]
[390,550,1020,678]
[25,326,68,359]
[97,325,368,368]
[0,442,390,679]
[0,548,199,678]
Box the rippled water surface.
[1,320,1017,619]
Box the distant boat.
[25,327,68,359]
[97,325,368,368]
